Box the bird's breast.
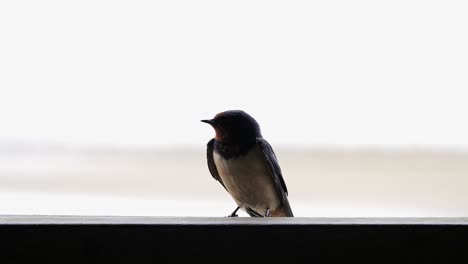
[213,145,280,211]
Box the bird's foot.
[246,208,263,217]
[226,206,240,217]
[264,208,271,217]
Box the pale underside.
[213,145,281,216]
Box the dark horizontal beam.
[1,215,468,263]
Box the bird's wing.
[206,138,227,190]
[256,137,293,216]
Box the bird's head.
[201,110,262,144]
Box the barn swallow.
[202,110,293,217]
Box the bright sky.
[1,1,467,148]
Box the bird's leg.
[264,208,271,217]
[227,206,240,217]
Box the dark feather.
[245,207,263,217]
[256,137,294,217]
[206,138,226,190]
[213,139,256,160]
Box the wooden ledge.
[1,215,468,225]
[1,215,468,263]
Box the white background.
[1,1,467,148]
[1,1,468,217]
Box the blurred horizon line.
[1,139,468,154]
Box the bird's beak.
[201,119,214,125]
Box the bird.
[201,110,293,217]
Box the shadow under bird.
[202,110,293,217]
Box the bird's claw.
[226,206,240,217]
